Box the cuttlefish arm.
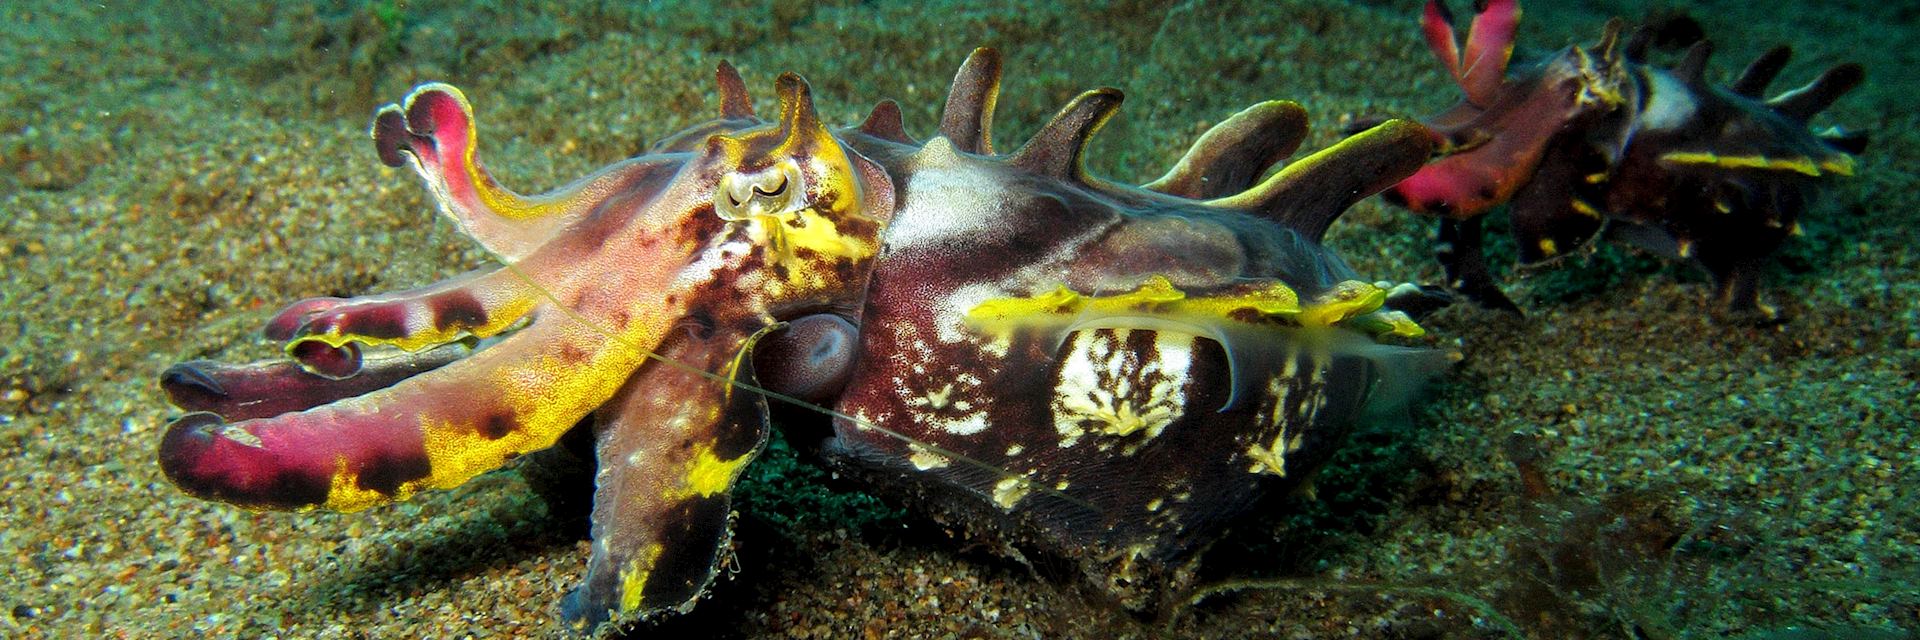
[267,262,561,379]
[1423,0,1520,108]
[158,207,704,511]
[158,71,895,632]
[562,325,773,627]
[157,84,718,513]
[372,84,690,261]
[1388,4,1629,219]
[556,74,894,630]
[160,345,468,423]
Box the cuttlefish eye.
[1569,49,1626,110]
[716,161,804,221]
[754,173,788,197]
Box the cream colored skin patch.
[1245,429,1307,477]
[1244,349,1328,476]
[881,138,1010,250]
[1050,328,1191,453]
[908,443,952,470]
[906,373,991,436]
[1246,374,1299,476]
[992,475,1032,510]
[938,284,1018,358]
[1638,70,1698,132]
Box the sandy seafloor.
[3,0,1916,638]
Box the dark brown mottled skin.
[1385,0,1863,319]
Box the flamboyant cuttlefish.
[155,49,1448,634]
[1381,0,1865,318]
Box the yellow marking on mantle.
[966,275,1424,338]
[1658,151,1837,177]
[1570,198,1603,218]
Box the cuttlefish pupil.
[716,161,802,220]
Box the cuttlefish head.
[694,74,896,312]
[156,71,893,520]
[1387,0,1632,219]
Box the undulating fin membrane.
[1211,119,1434,242]
[940,47,1002,154]
[1351,339,1457,424]
[1769,63,1865,122]
[1008,88,1123,180]
[1144,100,1309,199]
[1731,46,1793,97]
